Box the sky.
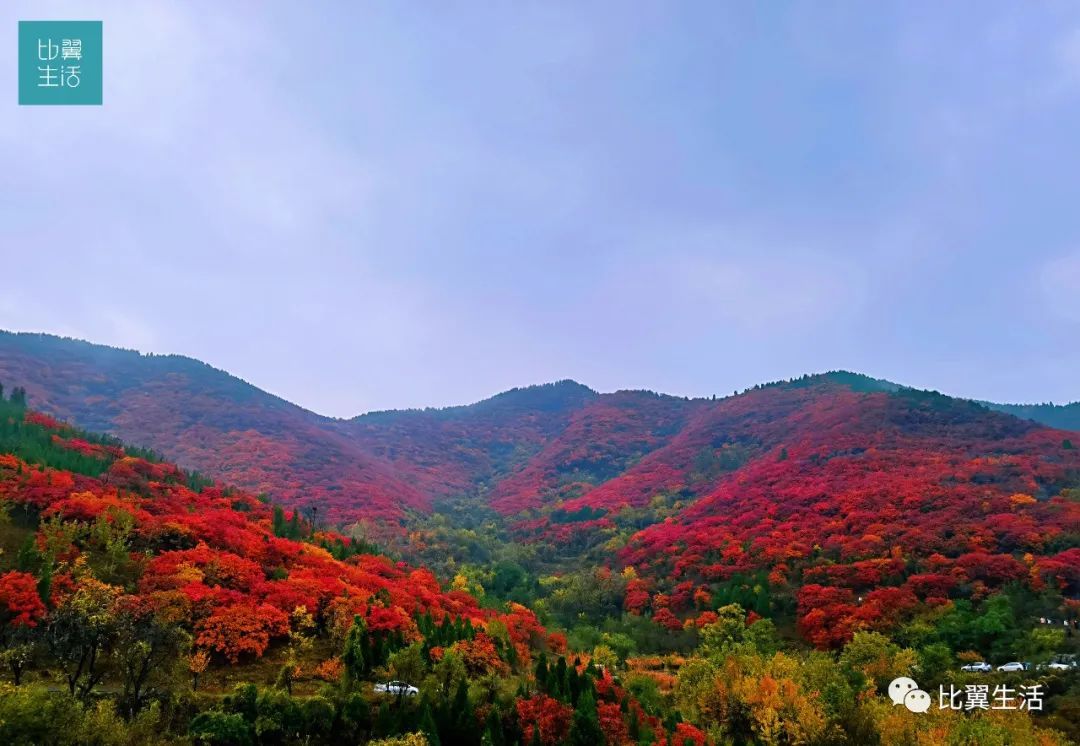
[2,2,1080,416]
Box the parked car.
[961,662,992,673]
[374,681,419,696]
[1046,661,1077,671]
[996,662,1029,672]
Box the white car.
[961,662,992,673]
[996,662,1029,672]
[374,681,419,696]
[1046,661,1076,671]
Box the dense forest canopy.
[0,340,1079,743]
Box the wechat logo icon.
[889,677,931,713]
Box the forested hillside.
[4,332,1077,539]
[1,387,1077,743]
[987,401,1080,433]
[2,329,1080,742]
[0,387,701,744]
[0,332,429,525]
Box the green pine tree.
[343,616,368,683]
[567,689,603,746]
[484,708,505,746]
[373,700,397,738]
[448,679,472,745]
[535,653,549,694]
[418,702,441,746]
[36,562,52,605]
[553,656,569,700]
[15,536,41,573]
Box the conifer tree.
[343,616,368,683]
[484,708,505,746]
[553,656,568,699]
[535,653,549,693]
[567,688,603,746]
[447,679,472,745]
[505,638,519,670]
[15,536,41,573]
[418,701,441,746]
[373,700,396,738]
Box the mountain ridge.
[2,330,1078,531]
[9,330,1079,419]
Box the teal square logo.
[19,21,102,105]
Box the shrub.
[188,711,252,746]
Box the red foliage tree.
[195,603,291,663]
[515,694,573,746]
[451,632,506,677]
[0,571,46,628]
[665,722,708,746]
[597,700,629,746]
[797,585,858,649]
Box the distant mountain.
[0,333,620,525]
[343,380,600,499]
[1,331,1077,543]
[0,331,428,524]
[983,401,1080,432]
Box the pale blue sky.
[2,2,1080,415]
